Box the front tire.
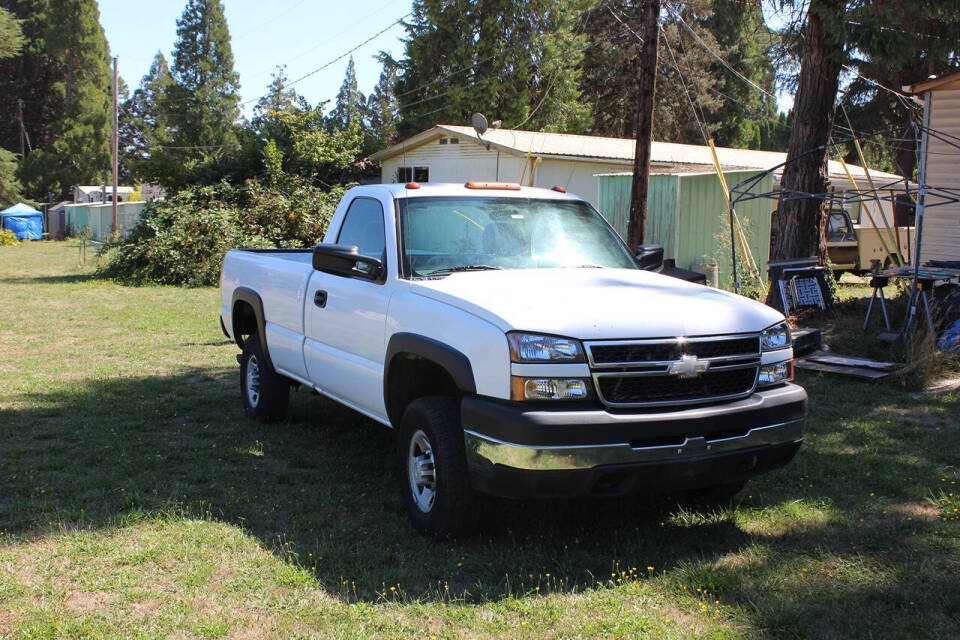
[398,397,476,537]
[240,332,289,422]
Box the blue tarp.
[1,202,43,240]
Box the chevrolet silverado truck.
[219,182,807,536]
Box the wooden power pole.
[112,56,119,239]
[626,0,661,254]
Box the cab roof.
[354,182,584,201]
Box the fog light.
[758,361,793,387]
[511,376,592,401]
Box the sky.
[98,0,414,118]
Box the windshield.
[398,196,637,278]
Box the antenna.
[471,112,488,136]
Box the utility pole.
[626,0,661,254]
[16,98,25,158]
[112,56,119,239]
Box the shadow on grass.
[1,368,958,634]
[1,273,98,285]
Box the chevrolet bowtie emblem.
[668,354,709,379]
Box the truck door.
[825,210,858,271]
[303,196,392,420]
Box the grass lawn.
[1,241,958,639]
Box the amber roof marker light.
[406,182,420,189]
[552,185,567,193]
[465,181,522,190]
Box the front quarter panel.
[388,286,510,399]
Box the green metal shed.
[597,170,774,285]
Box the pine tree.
[367,56,399,145]
[254,65,306,125]
[395,0,592,137]
[579,0,723,143]
[0,7,23,59]
[120,52,175,184]
[159,0,241,189]
[0,7,23,202]
[328,57,366,131]
[0,0,112,199]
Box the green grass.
[1,241,958,638]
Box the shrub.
[98,178,348,287]
[0,229,18,246]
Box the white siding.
[921,80,960,263]
[378,135,630,208]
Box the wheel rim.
[246,355,261,407]
[407,429,436,513]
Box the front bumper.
[461,382,807,498]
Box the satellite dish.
[471,113,488,136]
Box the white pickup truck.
[219,182,807,535]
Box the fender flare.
[231,287,275,371]
[384,333,477,424]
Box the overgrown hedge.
[99,179,349,286]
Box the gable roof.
[74,185,136,195]
[370,125,903,181]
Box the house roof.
[74,185,136,195]
[370,125,903,181]
[903,70,960,94]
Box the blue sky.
[98,0,414,117]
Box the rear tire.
[240,332,289,422]
[398,397,476,537]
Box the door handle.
[314,290,327,308]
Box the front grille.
[597,367,758,405]
[588,336,760,365]
[586,334,761,407]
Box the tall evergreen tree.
[253,65,306,125]
[0,0,112,199]
[395,0,591,137]
[367,55,398,145]
[120,52,175,184]
[158,0,241,189]
[328,57,366,131]
[579,0,723,143]
[0,7,23,203]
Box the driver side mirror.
[635,244,664,271]
[313,244,383,281]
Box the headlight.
[511,376,593,401]
[507,332,585,362]
[758,361,794,387]
[760,321,791,351]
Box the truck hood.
[409,268,784,339]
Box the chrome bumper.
[464,418,804,472]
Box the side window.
[337,198,386,266]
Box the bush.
[98,178,348,286]
[0,229,18,246]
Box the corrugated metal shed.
[64,202,146,241]
[597,171,774,284]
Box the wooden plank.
[795,359,893,380]
[803,351,899,370]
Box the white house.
[905,71,960,263]
[370,125,903,216]
[72,185,136,204]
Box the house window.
[439,137,448,145]
[449,137,459,144]
[397,166,429,183]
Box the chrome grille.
[586,334,761,408]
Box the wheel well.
[386,354,461,427]
[232,300,257,348]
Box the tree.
[0,7,23,59]
[328,56,366,131]
[253,65,307,126]
[0,0,113,199]
[158,0,241,189]
[367,56,399,145]
[395,0,592,138]
[769,0,845,273]
[120,52,175,184]
[579,0,723,143]
[839,2,960,178]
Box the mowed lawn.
[1,242,958,639]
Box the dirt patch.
[886,501,940,521]
[65,590,116,613]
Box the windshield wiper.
[424,265,503,277]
